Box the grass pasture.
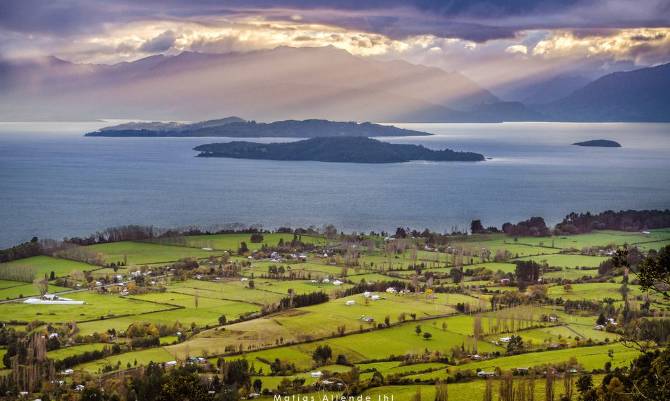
[182,233,326,251]
[0,255,99,279]
[0,291,174,324]
[516,254,608,269]
[84,241,222,266]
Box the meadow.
[1,229,668,400]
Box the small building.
[386,287,397,293]
[310,371,323,378]
[477,371,495,378]
[370,294,381,301]
[500,278,511,285]
[360,315,374,323]
[363,291,372,298]
[24,294,84,305]
[332,280,343,286]
[499,337,512,343]
[345,300,356,306]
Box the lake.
[1,121,669,247]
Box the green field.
[0,282,70,300]
[515,254,608,268]
[0,255,99,279]
[0,292,173,323]
[2,228,665,400]
[84,241,223,265]
[182,233,326,251]
[409,343,639,381]
[78,347,174,373]
[47,343,110,360]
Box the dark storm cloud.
[1,0,669,42]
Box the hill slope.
[0,47,498,122]
[543,63,670,122]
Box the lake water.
[1,121,669,247]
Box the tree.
[435,380,448,401]
[33,276,49,296]
[250,233,264,243]
[449,267,463,284]
[218,315,227,325]
[576,374,593,397]
[415,325,422,336]
[506,335,524,354]
[423,332,432,340]
[238,241,249,255]
[630,245,670,298]
[515,260,541,287]
[312,345,332,365]
[471,220,485,234]
[253,378,262,394]
[323,224,338,239]
[411,386,422,401]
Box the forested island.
[193,136,485,163]
[572,139,622,147]
[85,118,430,138]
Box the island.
[572,139,622,147]
[85,118,430,138]
[193,136,485,163]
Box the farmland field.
[84,241,224,265]
[0,255,99,278]
[1,227,668,401]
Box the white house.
[385,287,397,293]
[499,337,512,343]
[332,280,343,286]
[363,291,372,298]
[345,300,356,306]
[370,294,381,301]
[310,371,323,378]
[24,294,84,305]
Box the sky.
[1,0,669,89]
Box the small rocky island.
[85,118,430,138]
[194,137,484,163]
[572,139,622,147]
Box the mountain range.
[1,46,668,122]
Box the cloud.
[505,45,528,55]
[0,0,668,96]
[2,0,669,41]
[532,28,670,65]
[140,30,178,52]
